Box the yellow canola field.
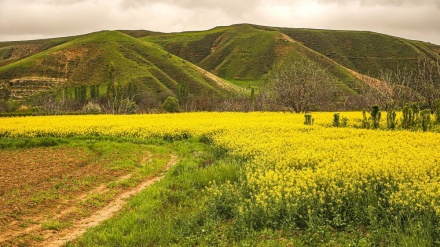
[1,112,439,220]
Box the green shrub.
[402,102,421,130]
[162,96,180,113]
[333,113,340,127]
[361,109,370,129]
[387,109,397,130]
[421,109,431,132]
[341,116,348,127]
[361,105,381,129]
[333,113,348,127]
[370,105,381,129]
[304,113,313,125]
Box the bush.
[370,105,381,129]
[401,102,421,130]
[333,113,340,127]
[82,102,102,114]
[304,113,314,125]
[387,109,397,130]
[333,113,348,127]
[421,109,431,132]
[119,99,138,114]
[361,109,370,129]
[361,105,381,129]
[0,100,21,113]
[162,96,180,113]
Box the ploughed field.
[1,112,440,246]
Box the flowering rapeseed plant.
[1,112,439,227]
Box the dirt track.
[0,148,178,247]
[41,154,178,246]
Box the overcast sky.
[0,0,439,44]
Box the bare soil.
[0,146,175,247]
[42,154,178,247]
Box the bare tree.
[265,56,335,113]
[31,91,65,114]
[414,55,440,112]
[379,66,418,110]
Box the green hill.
[143,24,440,104]
[144,24,366,90]
[279,28,440,77]
[145,24,440,82]
[0,36,75,67]
[1,24,439,112]
[143,25,273,86]
[0,31,237,102]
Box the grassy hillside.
[1,24,439,111]
[144,23,440,101]
[0,36,76,67]
[279,28,440,77]
[143,25,274,85]
[144,24,364,91]
[0,31,237,101]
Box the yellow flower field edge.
[2,112,440,244]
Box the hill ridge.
[1,24,439,112]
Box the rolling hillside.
[1,24,439,112]
[0,31,237,101]
[144,24,440,89]
[0,36,75,67]
[279,28,440,77]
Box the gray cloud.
[0,0,439,44]
[318,0,439,6]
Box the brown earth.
[0,146,174,247]
[42,154,178,247]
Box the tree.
[414,56,440,112]
[162,96,180,113]
[107,62,116,100]
[178,83,189,111]
[379,66,416,110]
[90,84,100,99]
[265,55,335,113]
[31,90,64,114]
[103,62,139,114]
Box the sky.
[0,0,439,44]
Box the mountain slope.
[143,25,275,84]
[279,28,440,77]
[143,24,366,91]
[0,31,238,100]
[0,36,76,67]
[144,24,440,98]
[1,24,439,111]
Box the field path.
[39,154,178,246]
[0,153,178,246]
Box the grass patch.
[68,136,440,246]
[0,137,68,150]
[72,138,241,246]
[41,220,72,231]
